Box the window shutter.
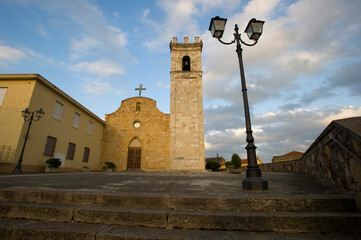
[66,143,76,160]
[0,88,7,106]
[73,113,80,128]
[44,136,57,156]
[87,121,93,135]
[52,101,63,120]
[82,147,90,162]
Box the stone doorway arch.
[127,137,142,170]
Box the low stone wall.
[272,154,302,163]
[258,118,361,210]
[0,163,45,173]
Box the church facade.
[100,97,171,171]
[100,37,205,171]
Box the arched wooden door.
[127,138,141,170]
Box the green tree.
[231,153,242,168]
[206,160,221,171]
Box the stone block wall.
[258,117,361,209]
[272,154,302,163]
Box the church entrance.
[127,138,142,170]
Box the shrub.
[231,154,242,168]
[206,160,221,171]
[103,161,116,170]
[225,161,232,168]
[45,158,61,168]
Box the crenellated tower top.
[169,37,202,72]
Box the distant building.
[241,156,264,167]
[0,74,105,173]
[272,151,304,163]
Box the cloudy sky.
[1,0,360,162]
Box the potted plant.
[227,153,242,174]
[45,158,61,173]
[82,166,91,172]
[103,161,116,171]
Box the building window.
[73,112,80,128]
[66,143,76,160]
[43,136,57,157]
[182,56,190,71]
[52,101,63,120]
[82,147,90,162]
[0,87,7,106]
[87,121,93,135]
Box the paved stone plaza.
[0,171,340,198]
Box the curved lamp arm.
[217,38,235,45]
[239,38,258,47]
[217,30,258,47]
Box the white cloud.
[70,37,99,60]
[83,81,112,96]
[322,106,361,125]
[0,45,26,66]
[205,105,361,162]
[143,0,241,51]
[12,0,129,61]
[203,0,361,108]
[69,59,125,76]
[156,81,170,88]
[36,25,51,38]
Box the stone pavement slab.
[0,218,359,240]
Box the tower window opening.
[182,56,191,71]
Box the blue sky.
[1,0,360,162]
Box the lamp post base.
[12,168,22,174]
[242,176,268,190]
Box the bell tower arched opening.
[182,56,191,71]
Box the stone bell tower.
[169,37,205,171]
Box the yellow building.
[272,151,304,163]
[241,157,264,167]
[0,74,104,173]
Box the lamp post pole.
[12,108,44,174]
[209,17,268,190]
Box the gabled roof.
[282,151,304,156]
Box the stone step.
[1,200,361,234]
[0,218,359,240]
[0,189,355,212]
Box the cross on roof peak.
[135,84,146,96]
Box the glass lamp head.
[36,108,45,118]
[244,18,265,41]
[21,108,31,118]
[209,16,227,39]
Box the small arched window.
[182,56,190,71]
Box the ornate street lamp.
[12,108,45,174]
[209,16,268,190]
